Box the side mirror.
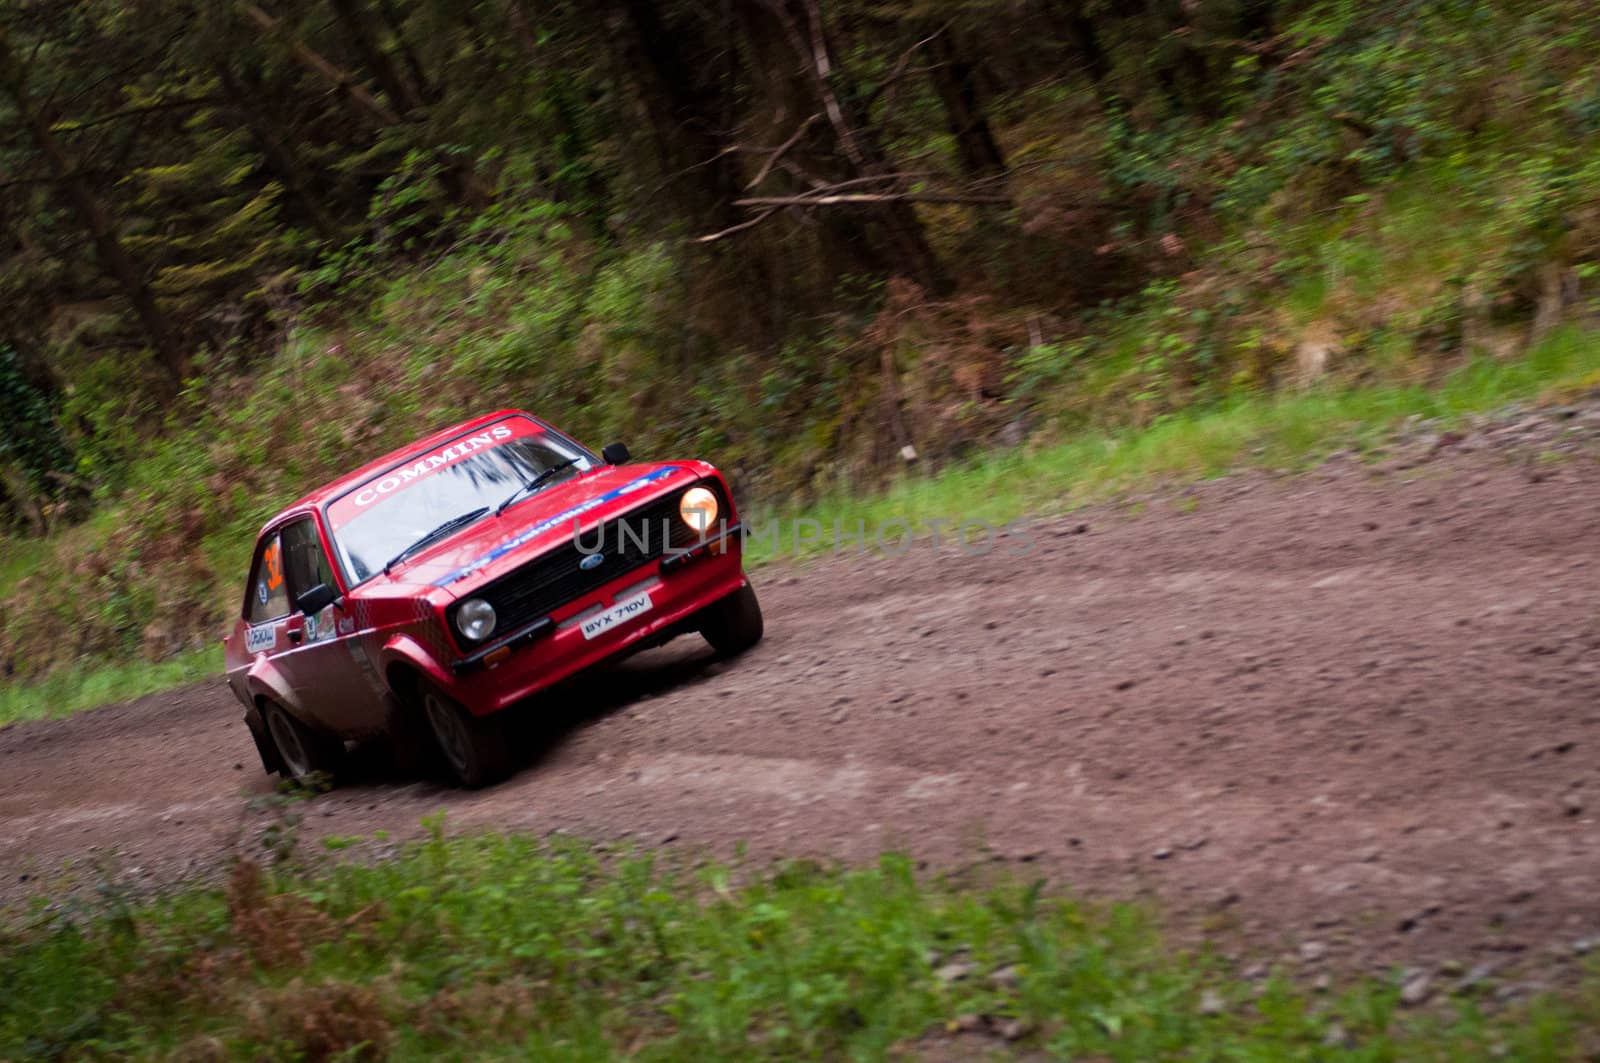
[296,582,340,616]
[601,442,631,465]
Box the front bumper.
[443,526,746,715]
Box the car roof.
[265,409,536,531]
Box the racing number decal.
[263,539,285,595]
[249,534,288,632]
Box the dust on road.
[4,444,1598,982]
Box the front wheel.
[261,700,343,784]
[698,582,764,657]
[422,685,512,788]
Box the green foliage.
[0,350,74,516]
[752,325,1600,564]
[3,830,1596,1059]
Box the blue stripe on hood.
[432,466,681,586]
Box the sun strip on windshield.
[326,417,546,528]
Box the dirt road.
[4,434,1599,983]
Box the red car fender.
[244,654,301,717]
[378,631,455,699]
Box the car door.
[275,516,388,737]
[240,528,293,668]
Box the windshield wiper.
[495,458,580,517]
[384,507,490,574]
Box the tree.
[0,22,188,386]
[606,0,741,230]
[0,346,76,535]
[925,28,1007,185]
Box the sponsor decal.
[330,421,526,525]
[337,616,355,636]
[245,624,276,653]
[298,604,340,644]
[432,467,680,586]
[314,604,339,642]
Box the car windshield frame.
[320,414,600,589]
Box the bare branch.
[238,2,404,128]
[774,157,831,190]
[692,207,779,243]
[759,0,868,171]
[744,113,820,190]
[735,192,1009,207]
[758,170,933,197]
[865,23,949,111]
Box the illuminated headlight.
[455,598,497,642]
[680,486,719,534]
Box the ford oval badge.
[579,553,604,571]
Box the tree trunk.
[769,0,949,293]
[925,32,1007,185]
[240,2,488,205]
[239,2,404,127]
[1053,1,1119,114]
[497,2,609,216]
[215,61,340,241]
[609,0,741,230]
[502,0,542,56]
[0,28,186,387]
[375,0,438,103]
[327,0,427,113]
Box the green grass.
[0,644,220,729]
[6,327,1597,723]
[746,325,1600,562]
[0,535,50,590]
[3,823,1595,1060]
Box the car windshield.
[328,418,594,584]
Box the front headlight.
[680,485,719,533]
[456,598,497,642]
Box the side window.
[281,518,335,611]
[247,532,289,623]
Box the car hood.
[371,462,701,593]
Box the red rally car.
[223,410,762,787]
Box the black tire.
[421,685,512,788]
[699,582,764,657]
[261,700,343,784]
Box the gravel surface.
[3,410,1599,985]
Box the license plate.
[580,590,654,640]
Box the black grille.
[450,480,726,643]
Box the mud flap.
[382,690,437,775]
[244,706,283,775]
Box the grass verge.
[0,645,219,730]
[7,327,1598,723]
[3,823,1595,1060]
[749,326,1600,562]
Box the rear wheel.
[422,686,511,788]
[699,582,764,657]
[261,700,342,784]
